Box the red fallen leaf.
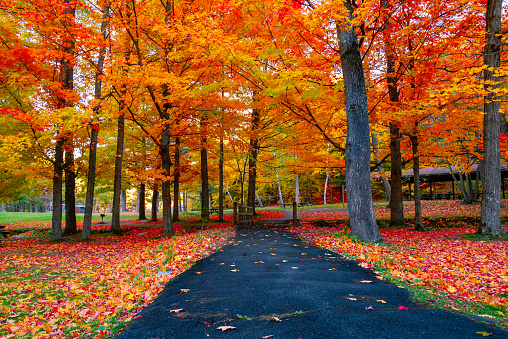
[133,315,142,320]
[328,268,337,271]
[444,305,452,309]
[262,336,275,339]
[217,325,236,331]
[170,309,184,313]
[198,320,212,326]
[397,305,408,310]
[365,306,374,310]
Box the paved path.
[116,214,508,338]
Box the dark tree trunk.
[480,0,503,235]
[139,183,146,220]
[389,123,404,226]
[51,138,64,241]
[160,128,174,237]
[64,143,77,235]
[411,135,424,231]
[82,126,99,240]
[372,132,391,201]
[219,136,224,221]
[336,0,381,243]
[247,108,260,214]
[151,187,158,221]
[110,111,125,235]
[173,136,180,222]
[200,119,210,219]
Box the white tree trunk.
[295,172,301,204]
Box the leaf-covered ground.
[0,210,283,338]
[291,206,508,327]
[300,200,508,220]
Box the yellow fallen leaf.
[447,286,457,293]
[377,300,387,304]
[476,332,493,337]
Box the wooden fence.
[233,202,254,226]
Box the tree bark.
[121,190,127,212]
[51,138,64,241]
[480,1,503,235]
[247,108,260,214]
[372,132,391,201]
[389,123,404,226]
[336,0,381,242]
[160,128,174,237]
[139,183,146,220]
[64,143,77,235]
[151,187,158,221]
[173,136,180,222]
[295,172,301,204]
[110,110,125,234]
[219,136,224,221]
[200,119,210,219]
[410,135,424,231]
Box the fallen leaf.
[231,269,239,272]
[328,268,337,271]
[447,286,457,293]
[347,297,357,301]
[365,306,374,310]
[217,325,236,331]
[291,267,299,269]
[271,317,282,322]
[170,309,184,313]
[180,289,190,293]
[262,336,275,339]
[476,332,493,337]
[196,272,202,275]
[376,300,387,304]
[282,260,288,263]
[360,280,373,283]
[397,305,408,310]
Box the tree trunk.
[324,143,329,204]
[151,187,158,221]
[160,128,174,237]
[295,172,301,204]
[255,192,264,207]
[200,120,210,219]
[51,138,64,241]
[219,136,224,221]
[274,158,283,205]
[336,0,381,243]
[173,136,180,222]
[139,183,146,220]
[479,0,503,235]
[372,132,391,201]
[121,190,127,212]
[110,111,125,234]
[247,108,260,214]
[64,144,77,235]
[389,124,404,226]
[410,135,425,231]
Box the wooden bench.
[209,208,219,214]
[280,203,293,209]
[0,225,11,238]
[298,201,313,207]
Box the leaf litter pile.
[291,211,508,327]
[0,210,282,338]
[0,224,234,338]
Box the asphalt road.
[115,216,508,339]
